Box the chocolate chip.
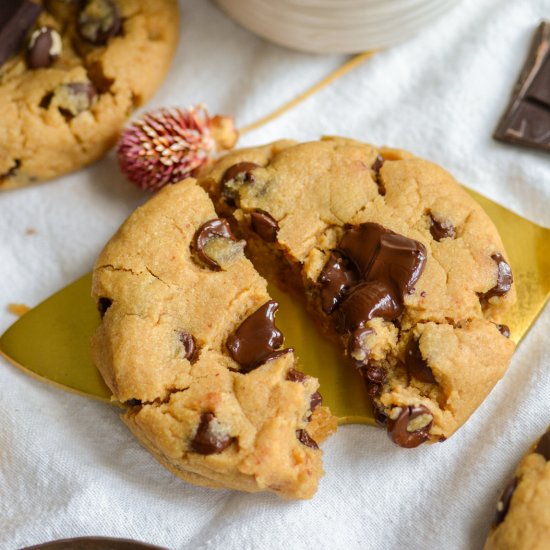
[404,337,435,383]
[310,392,322,411]
[125,398,141,407]
[348,327,374,362]
[77,0,121,46]
[496,324,511,338]
[364,365,387,384]
[192,218,239,271]
[373,403,388,427]
[494,477,518,527]
[387,405,433,448]
[296,429,318,449]
[366,382,381,397]
[179,332,198,364]
[372,155,386,195]
[0,0,42,67]
[221,161,260,204]
[480,253,513,302]
[27,26,62,69]
[429,215,456,241]
[226,301,285,373]
[55,82,96,118]
[336,281,402,333]
[97,297,112,318]
[0,159,20,181]
[286,368,307,383]
[250,209,279,242]
[190,412,232,455]
[535,430,550,460]
[318,252,359,314]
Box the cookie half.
[91,179,336,499]
[0,0,179,189]
[485,427,550,549]
[199,137,516,447]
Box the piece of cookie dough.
[199,136,516,447]
[91,179,336,499]
[0,0,179,189]
[485,427,550,549]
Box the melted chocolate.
[226,301,285,372]
[387,405,433,448]
[494,477,518,527]
[27,27,60,69]
[318,252,359,314]
[310,391,322,411]
[336,281,402,332]
[179,332,198,363]
[250,209,279,242]
[405,338,435,383]
[221,161,260,204]
[429,215,456,241]
[364,365,387,384]
[372,155,385,195]
[190,413,232,455]
[296,429,318,449]
[480,253,513,302]
[535,430,550,460]
[192,218,238,271]
[286,368,307,382]
[77,0,121,46]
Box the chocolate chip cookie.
[0,0,179,189]
[485,427,550,549]
[91,179,336,499]
[199,136,516,447]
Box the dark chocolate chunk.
[0,0,42,67]
[179,332,198,364]
[77,0,121,46]
[496,323,511,338]
[494,21,550,153]
[372,155,385,195]
[190,412,232,455]
[405,337,436,383]
[27,26,62,69]
[319,252,359,315]
[535,430,550,460]
[97,297,112,318]
[493,477,518,527]
[480,253,513,302]
[226,300,285,373]
[366,382,381,397]
[429,215,456,241]
[192,218,238,271]
[310,391,322,411]
[387,405,433,448]
[296,429,318,449]
[221,161,260,203]
[336,281,402,332]
[286,368,307,383]
[250,209,279,242]
[338,223,426,293]
[348,327,373,362]
[318,252,359,314]
[373,403,388,427]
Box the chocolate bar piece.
[494,21,550,153]
[0,0,42,68]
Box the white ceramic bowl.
[216,0,459,54]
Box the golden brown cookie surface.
[0,0,179,189]
[199,137,516,446]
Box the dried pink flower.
[117,105,238,191]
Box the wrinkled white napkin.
[1,0,549,548]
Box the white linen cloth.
[1,0,549,548]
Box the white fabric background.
[1,0,549,548]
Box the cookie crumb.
[7,303,30,316]
[25,227,37,235]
